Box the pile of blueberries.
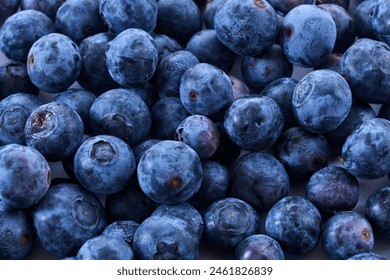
[0,0,389,260]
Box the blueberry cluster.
[0,0,389,260]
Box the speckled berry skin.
[278,4,336,68]
[0,93,42,145]
[133,214,200,260]
[341,118,390,180]
[77,235,135,260]
[152,202,204,241]
[231,152,290,211]
[55,0,107,45]
[0,9,55,62]
[234,234,285,260]
[99,0,158,35]
[202,0,225,29]
[74,135,136,195]
[137,140,203,204]
[340,38,390,104]
[180,63,233,117]
[32,183,107,259]
[223,96,284,151]
[214,0,279,56]
[0,202,34,260]
[353,0,379,40]
[0,144,51,209]
[102,220,139,248]
[203,197,260,252]
[156,50,199,98]
[152,34,183,63]
[0,61,39,99]
[89,88,152,147]
[24,102,84,162]
[265,196,322,259]
[20,0,64,21]
[174,114,220,160]
[371,0,390,45]
[322,211,374,260]
[26,33,82,93]
[365,186,390,240]
[151,97,191,140]
[305,166,360,219]
[0,0,20,25]
[77,32,119,95]
[347,252,387,260]
[292,69,352,134]
[267,0,313,14]
[105,28,158,86]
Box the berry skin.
[24,102,84,162]
[234,234,285,260]
[0,144,51,209]
[74,135,136,195]
[26,33,82,93]
[137,140,203,204]
[341,118,390,180]
[278,4,337,68]
[322,211,374,260]
[223,95,284,152]
[365,186,390,241]
[105,28,158,86]
[214,0,279,56]
[20,0,64,21]
[102,220,139,249]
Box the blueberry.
[152,34,183,63]
[318,4,356,54]
[305,166,360,219]
[55,0,107,45]
[259,77,298,129]
[223,95,284,151]
[347,252,387,260]
[229,75,251,103]
[102,220,139,248]
[265,196,322,259]
[202,0,225,29]
[99,0,158,35]
[189,160,230,209]
[322,211,374,260]
[27,33,82,93]
[77,235,135,260]
[155,0,203,46]
[316,0,350,10]
[156,50,199,98]
[234,234,285,260]
[274,126,330,182]
[278,4,336,67]
[353,0,379,40]
[104,185,156,223]
[77,32,119,95]
[0,9,55,62]
[325,98,376,148]
[341,118,390,180]
[137,140,203,204]
[231,152,289,211]
[174,114,220,160]
[105,28,158,86]
[0,202,34,260]
[0,61,39,99]
[180,63,233,117]
[124,83,160,110]
[151,97,191,140]
[186,29,235,74]
[133,214,200,260]
[203,197,260,252]
[89,88,152,146]
[53,88,96,133]
[24,102,84,162]
[364,186,390,240]
[32,182,107,258]
[0,144,51,209]
[132,139,161,163]
[20,0,64,21]
[74,135,136,195]
[0,0,19,25]
[340,38,390,104]
[292,69,352,134]
[152,202,204,241]
[61,134,91,180]
[267,0,313,15]
[0,93,42,145]
[214,0,279,56]
[371,0,390,45]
